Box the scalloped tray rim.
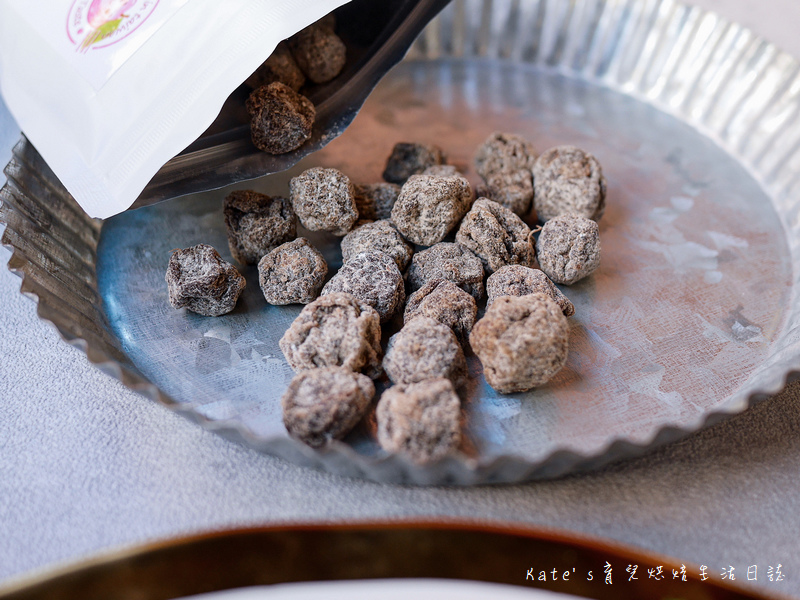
[4,0,800,484]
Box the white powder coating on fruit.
[279,292,383,378]
[340,220,413,271]
[533,145,606,222]
[258,237,327,305]
[406,242,485,299]
[383,317,467,387]
[470,293,569,394]
[165,244,246,317]
[536,212,601,285]
[321,250,406,323]
[391,174,473,246]
[486,265,575,317]
[474,131,537,179]
[455,198,536,274]
[376,378,461,464]
[282,366,375,448]
[403,279,477,346]
[289,167,358,236]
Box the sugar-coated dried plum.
[353,182,400,221]
[391,174,473,246]
[288,22,346,84]
[340,220,413,271]
[279,292,383,378]
[533,145,606,222]
[406,242,485,300]
[321,250,405,323]
[470,294,569,393]
[165,244,246,317]
[486,265,574,316]
[404,279,477,346]
[383,142,446,185]
[283,366,375,448]
[289,167,358,236]
[536,212,601,285]
[258,238,327,305]
[377,378,461,464]
[223,190,296,265]
[455,198,535,274]
[246,82,315,155]
[383,317,467,387]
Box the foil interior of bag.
[133,0,450,211]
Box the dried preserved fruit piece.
[279,292,382,377]
[258,238,327,305]
[282,366,375,448]
[287,21,346,84]
[407,242,485,299]
[289,167,358,236]
[422,164,461,178]
[341,220,413,271]
[383,142,446,184]
[383,317,467,387]
[455,198,535,274]
[533,145,606,222]
[476,169,534,217]
[474,132,536,216]
[391,174,473,246]
[376,378,461,464]
[246,82,315,154]
[536,212,601,285]
[404,279,477,345]
[353,182,400,221]
[165,244,245,317]
[223,190,297,265]
[321,250,405,323]
[470,294,569,393]
[474,131,537,179]
[486,265,574,317]
[244,42,306,91]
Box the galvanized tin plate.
[6,0,800,484]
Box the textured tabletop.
[2,0,800,598]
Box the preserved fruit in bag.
[0,0,448,218]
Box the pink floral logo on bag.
[67,0,159,52]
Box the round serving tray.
[0,521,781,600]
[4,0,800,484]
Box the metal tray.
[4,0,800,484]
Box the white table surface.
[2,0,800,597]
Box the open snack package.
[0,0,441,218]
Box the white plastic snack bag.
[0,0,353,219]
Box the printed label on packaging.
[9,0,190,90]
